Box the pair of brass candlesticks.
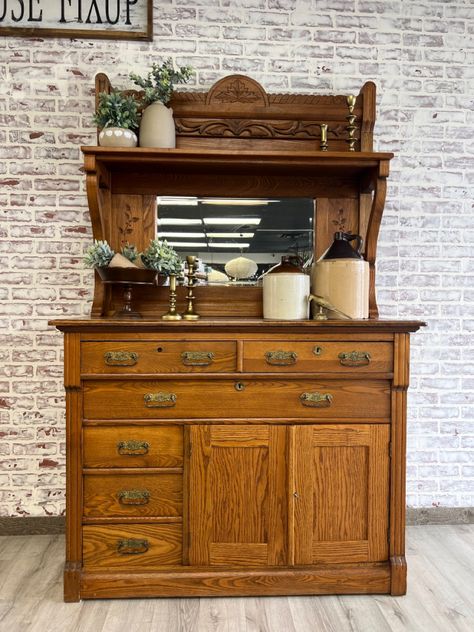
[319,94,358,152]
[162,255,200,321]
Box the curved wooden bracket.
[365,165,389,318]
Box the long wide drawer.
[83,379,391,420]
[83,425,183,468]
[81,341,236,374]
[243,341,393,373]
[82,524,182,570]
[83,473,182,518]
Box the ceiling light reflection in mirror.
[157,197,314,285]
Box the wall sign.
[0,0,152,40]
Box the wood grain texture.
[83,425,183,468]
[242,341,393,373]
[81,340,236,374]
[82,524,182,570]
[83,473,182,518]
[83,378,391,420]
[189,425,287,567]
[293,425,389,565]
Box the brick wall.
[1,0,473,515]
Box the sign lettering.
[0,0,151,39]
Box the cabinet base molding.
[78,564,391,600]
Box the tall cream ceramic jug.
[263,256,310,320]
[311,232,369,319]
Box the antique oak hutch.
[52,74,422,601]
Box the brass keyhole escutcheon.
[234,382,245,392]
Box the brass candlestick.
[182,256,200,320]
[346,94,358,151]
[161,274,182,320]
[319,123,328,151]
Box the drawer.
[83,425,183,468]
[84,379,391,420]
[81,341,236,374]
[243,341,393,373]
[83,474,182,518]
[82,524,182,570]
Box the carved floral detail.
[332,208,347,231]
[213,79,261,103]
[118,207,139,244]
[175,118,345,140]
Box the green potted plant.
[140,238,183,276]
[93,91,140,148]
[130,58,193,148]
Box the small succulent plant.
[93,91,140,131]
[141,238,182,275]
[121,242,139,263]
[84,240,115,268]
[130,58,193,106]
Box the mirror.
[157,197,314,285]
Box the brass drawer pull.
[104,351,138,366]
[265,350,298,366]
[181,351,215,366]
[144,392,177,408]
[300,392,333,408]
[117,538,149,555]
[117,490,150,505]
[338,351,371,367]
[117,440,149,456]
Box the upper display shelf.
[95,73,377,153]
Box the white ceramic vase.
[98,127,138,148]
[139,102,176,148]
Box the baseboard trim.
[0,516,65,535]
[406,507,473,525]
[0,508,472,535]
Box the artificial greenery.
[129,58,193,106]
[93,91,140,131]
[141,238,183,275]
[84,240,115,268]
[121,242,139,263]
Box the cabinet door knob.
[300,392,333,408]
[144,392,177,408]
[117,539,149,555]
[117,490,150,505]
[117,440,149,456]
[265,350,298,366]
[338,351,371,367]
[181,351,215,366]
[104,351,139,366]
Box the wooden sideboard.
[52,319,421,601]
[51,74,423,601]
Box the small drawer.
[84,379,391,421]
[243,341,393,373]
[83,425,183,468]
[82,524,182,570]
[81,341,236,374]
[83,473,182,518]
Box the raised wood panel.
[189,425,287,567]
[82,524,182,570]
[83,379,391,421]
[293,424,389,565]
[81,341,236,374]
[83,473,182,518]
[83,425,183,468]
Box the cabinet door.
[189,425,287,567]
[293,424,389,564]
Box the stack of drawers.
[58,324,413,600]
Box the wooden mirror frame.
[84,73,393,319]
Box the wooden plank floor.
[0,526,472,632]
